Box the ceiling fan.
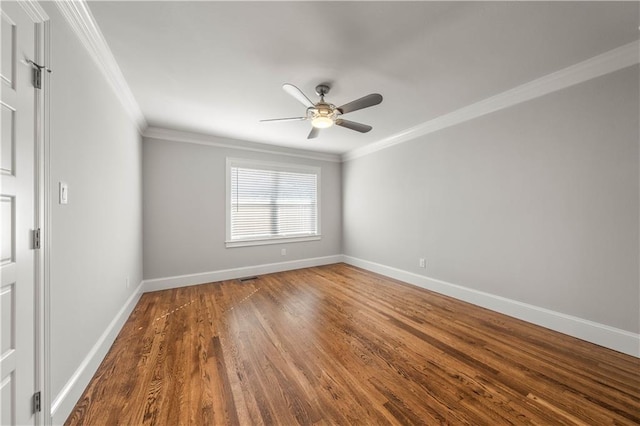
[260,83,383,139]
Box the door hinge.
[26,59,51,89]
[33,67,42,89]
[33,391,41,413]
[33,228,41,249]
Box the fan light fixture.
[310,101,336,128]
[311,115,334,128]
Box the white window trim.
[225,157,322,248]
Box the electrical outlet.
[419,258,426,268]
[281,248,287,256]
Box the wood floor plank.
[65,263,640,425]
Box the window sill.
[225,235,321,248]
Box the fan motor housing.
[307,102,337,119]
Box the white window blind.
[227,159,320,246]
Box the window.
[226,158,321,247]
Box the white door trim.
[17,1,50,425]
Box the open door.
[1,1,46,424]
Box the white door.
[1,1,38,425]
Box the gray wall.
[45,2,143,408]
[343,65,639,333]
[143,137,342,280]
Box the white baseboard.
[50,281,144,425]
[343,256,640,358]
[142,255,344,293]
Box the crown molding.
[19,0,49,22]
[343,40,640,162]
[143,127,342,163]
[53,0,147,132]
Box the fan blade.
[260,117,306,123]
[307,127,320,139]
[337,93,383,114]
[283,83,314,108]
[335,119,372,133]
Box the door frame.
[18,2,50,425]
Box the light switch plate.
[59,182,68,204]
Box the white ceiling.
[88,1,639,155]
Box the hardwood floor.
[65,263,640,425]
